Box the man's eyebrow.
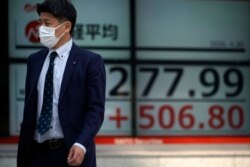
[38,18,50,22]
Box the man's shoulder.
[28,48,48,59]
[72,44,103,61]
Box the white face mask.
[39,23,65,48]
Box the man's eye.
[37,20,42,25]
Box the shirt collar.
[49,39,73,60]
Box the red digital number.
[139,104,244,131]
[139,105,195,129]
[208,105,224,129]
[208,105,244,129]
[139,105,154,129]
[159,105,175,129]
[228,105,244,129]
[179,105,194,129]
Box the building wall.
[1,144,250,167]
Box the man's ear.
[65,21,72,33]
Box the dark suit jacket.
[17,43,106,167]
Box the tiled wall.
[1,144,250,167]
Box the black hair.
[37,0,77,35]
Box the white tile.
[97,157,159,167]
[124,157,159,167]
[159,157,234,167]
[97,158,127,167]
[234,157,250,167]
[0,158,16,167]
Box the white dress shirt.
[35,39,86,153]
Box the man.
[17,0,106,166]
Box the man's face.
[38,12,65,37]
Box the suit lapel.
[59,43,79,103]
[30,49,48,94]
